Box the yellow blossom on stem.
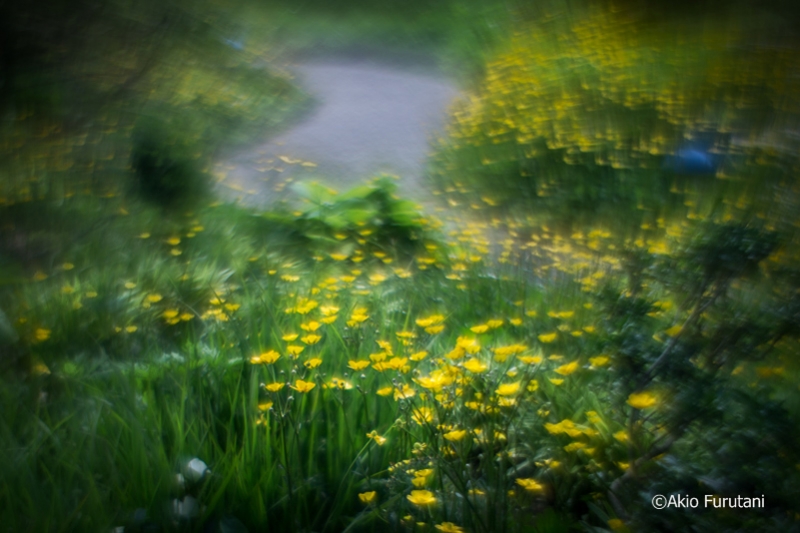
[410,350,428,361]
[407,490,437,506]
[348,360,370,371]
[495,381,521,396]
[538,332,557,343]
[304,357,323,369]
[286,345,304,358]
[301,334,321,345]
[627,391,658,409]
[366,430,387,445]
[463,358,488,373]
[251,350,280,365]
[555,361,579,376]
[416,314,445,328]
[291,379,316,393]
[516,478,545,493]
[435,523,464,533]
[358,491,377,505]
[443,429,468,442]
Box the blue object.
[664,146,718,174]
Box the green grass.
[2,176,799,531]
[2,1,800,531]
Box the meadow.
[2,0,800,532]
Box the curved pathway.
[216,58,460,207]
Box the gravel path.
[216,58,460,208]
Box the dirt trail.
[216,58,460,208]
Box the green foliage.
[131,119,209,208]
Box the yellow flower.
[493,344,527,361]
[300,321,321,332]
[291,379,316,393]
[125,325,138,333]
[555,361,579,376]
[470,324,489,334]
[516,478,545,493]
[366,430,387,445]
[282,333,299,341]
[412,476,428,487]
[665,325,682,337]
[415,370,454,391]
[320,305,340,316]
[301,334,321,345]
[443,429,468,441]
[564,441,587,452]
[34,328,51,341]
[416,314,445,328]
[613,430,629,442]
[163,309,179,319]
[627,391,658,409]
[393,384,416,400]
[166,237,181,246]
[252,350,280,365]
[258,401,273,411]
[328,377,353,390]
[549,378,564,385]
[589,355,610,367]
[295,298,319,314]
[435,523,464,533]
[124,281,137,289]
[456,336,480,354]
[495,382,521,396]
[348,360,371,371]
[376,386,394,397]
[265,382,285,392]
[538,332,557,343]
[61,262,74,270]
[347,307,370,327]
[410,350,428,361]
[486,319,504,329]
[358,491,377,505]
[145,293,162,303]
[286,345,304,357]
[425,325,445,334]
[463,358,487,373]
[411,407,433,424]
[304,357,323,369]
[518,355,542,364]
[407,490,437,506]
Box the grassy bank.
[2,1,800,532]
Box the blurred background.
[2,0,800,531]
